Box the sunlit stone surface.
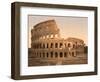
[28,20,88,66]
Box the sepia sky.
[28,15,88,48]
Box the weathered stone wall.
[28,20,87,66]
[31,20,60,41]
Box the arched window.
[72,52,74,57]
[47,43,49,48]
[73,44,75,48]
[51,52,53,58]
[43,52,45,58]
[55,43,58,48]
[43,44,45,48]
[55,34,58,38]
[46,35,49,38]
[60,52,63,57]
[64,52,67,57]
[55,52,58,57]
[50,43,53,48]
[50,34,53,38]
[60,43,63,48]
[72,52,77,57]
[37,43,39,49]
[47,53,49,57]
[68,43,71,47]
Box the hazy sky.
[28,15,88,48]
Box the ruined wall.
[31,20,60,42]
[29,20,87,66]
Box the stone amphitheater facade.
[28,20,87,66]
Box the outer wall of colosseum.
[28,20,87,66]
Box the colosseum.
[28,19,87,66]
